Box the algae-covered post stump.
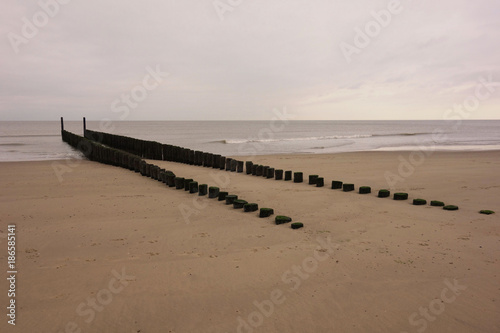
[291,222,304,229]
[393,193,408,200]
[430,200,445,207]
[480,210,495,215]
[332,181,343,189]
[309,175,318,185]
[175,177,185,190]
[294,172,303,183]
[378,189,390,198]
[225,195,238,205]
[218,191,229,201]
[260,208,274,218]
[343,184,354,192]
[233,199,248,209]
[413,198,427,205]
[359,186,371,194]
[199,184,208,196]
[209,186,220,198]
[275,215,292,225]
[244,203,258,212]
[189,181,199,194]
[443,205,459,211]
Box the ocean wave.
[213,132,432,144]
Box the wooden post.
[246,161,253,174]
[267,167,275,179]
[220,156,226,170]
[294,172,303,183]
[83,117,86,135]
[60,117,64,132]
[262,166,269,177]
[316,177,324,187]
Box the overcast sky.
[1,0,499,121]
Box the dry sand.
[0,150,499,333]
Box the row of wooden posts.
[84,128,245,171]
[63,118,461,226]
[61,128,286,222]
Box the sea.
[1,120,500,162]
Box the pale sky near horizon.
[1,0,499,121]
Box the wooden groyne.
[61,117,475,229]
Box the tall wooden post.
[83,117,86,135]
[60,117,64,131]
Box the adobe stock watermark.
[110,65,169,121]
[57,267,135,333]
[384,73,498,190]
[213,0,244,21]
[7,0,72,54]
[401,279,467,333]
[51,64,169,183]
[339,0,405,64]
[236,236,339,333]
[236,107,294,157]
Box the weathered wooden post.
[246,161,253,174]
[244,203,258,212]
[83,117,86,136]
[220,156,226,170]
[259,208,274,218]
[233,199,248,209]
[316,177,324,187]
[275,169,283,180]
[184,178,194,191]
[267,168,275,179]
[60,117,64,132]
[378,189,390,198]
[359,186,371,194]
[226,158,232,171]
[225,195,238,205]
[262,166,269,177]
[231,159,237,172]
[199,184,208,196]
[256,165,263,176]
[237,161,244,173]
[175,177,185,189]
[331,180,343,189]
[343,183,355,192]
[284,170,292,181]
[209,187,220,198]
[218,191,229,201]
[189,181,199,194]
[309,175,318,185]
[251,164,258,175]
[294,172,303,183]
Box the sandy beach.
[1,150,499,333]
